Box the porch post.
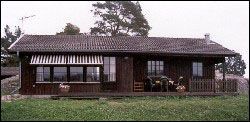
[100,65,104,92]
[222,60,225,81]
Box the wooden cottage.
[8,34,238,96]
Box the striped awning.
[30,55,103,65]
[67,55,103,64]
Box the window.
[104,57,116,82]
[70,67,83,82]
[36,67,50,82]
[53,67,67,82]
[147,61,164,76]
[87,67,100,82]
[193,62,203,77]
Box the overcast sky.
[1,1,249,78]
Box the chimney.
[205,33,210,44]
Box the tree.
[56,23,80,35]
[90,1,151,36]
[215,54,246,76]
[1,25,22,67]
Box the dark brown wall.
[133,57,147,83]
[34,83,100,95]
[20,55,34,94]
[19,55,101,95]
[19,52,223,95]
[133,56,221,91]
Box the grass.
[1,95,249,121]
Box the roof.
[8,35,236,56]
[1,67,19,76]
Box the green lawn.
[1,95,249,121]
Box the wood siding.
[19,52,224,95]
[133,57,146,83]
[116,57,134,92]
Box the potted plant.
[176,85,186,93]
[176,76,186,92]
[59,83,70,93]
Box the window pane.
[193,62,203,77]
[147,61,164,76]
[104,64,109,73]
[104,57,109,64]
[110,57,116,64]
[104,57,110,82]
[198,66,203,76]
[156,61,160,66]
[36,67,43,82]
[43,67,50,82]
[110,73,116,81]
[104,57,116,82]
[43,73,50,81]
[152,65,155,71]
[70,67,83,82]
[192,62,197,67]
[110,64,116,73]
[152,61,155,66]
[147,64,152,75]
[37,67,43,73]
[87,67,100,82]
[160,61,164,65]
[53,67,67,82]
[193,70,197,76]
[110,64,116,81]
[147,61,151,66]
[36,67,50,82]
[148,64,152,71]
[160,65,164,71]
[156,65,160,71]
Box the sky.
[1,1,249,78]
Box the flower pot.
[176,85,186,93]
[59,84,70,93]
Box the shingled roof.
[8,35,236,56]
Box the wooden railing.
[189,79,238,93]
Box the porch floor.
[51,92,239,99]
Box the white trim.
[8,34,25,50]
[68,82,100,84]
[36,82,52,83]
[103,81,116,83]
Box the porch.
[52,78,238,98]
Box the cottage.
[8,34,238,96]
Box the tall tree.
[56,23,81,35]
[90,1,151,36]
[215,54,246,76]
[1,25,22,67]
